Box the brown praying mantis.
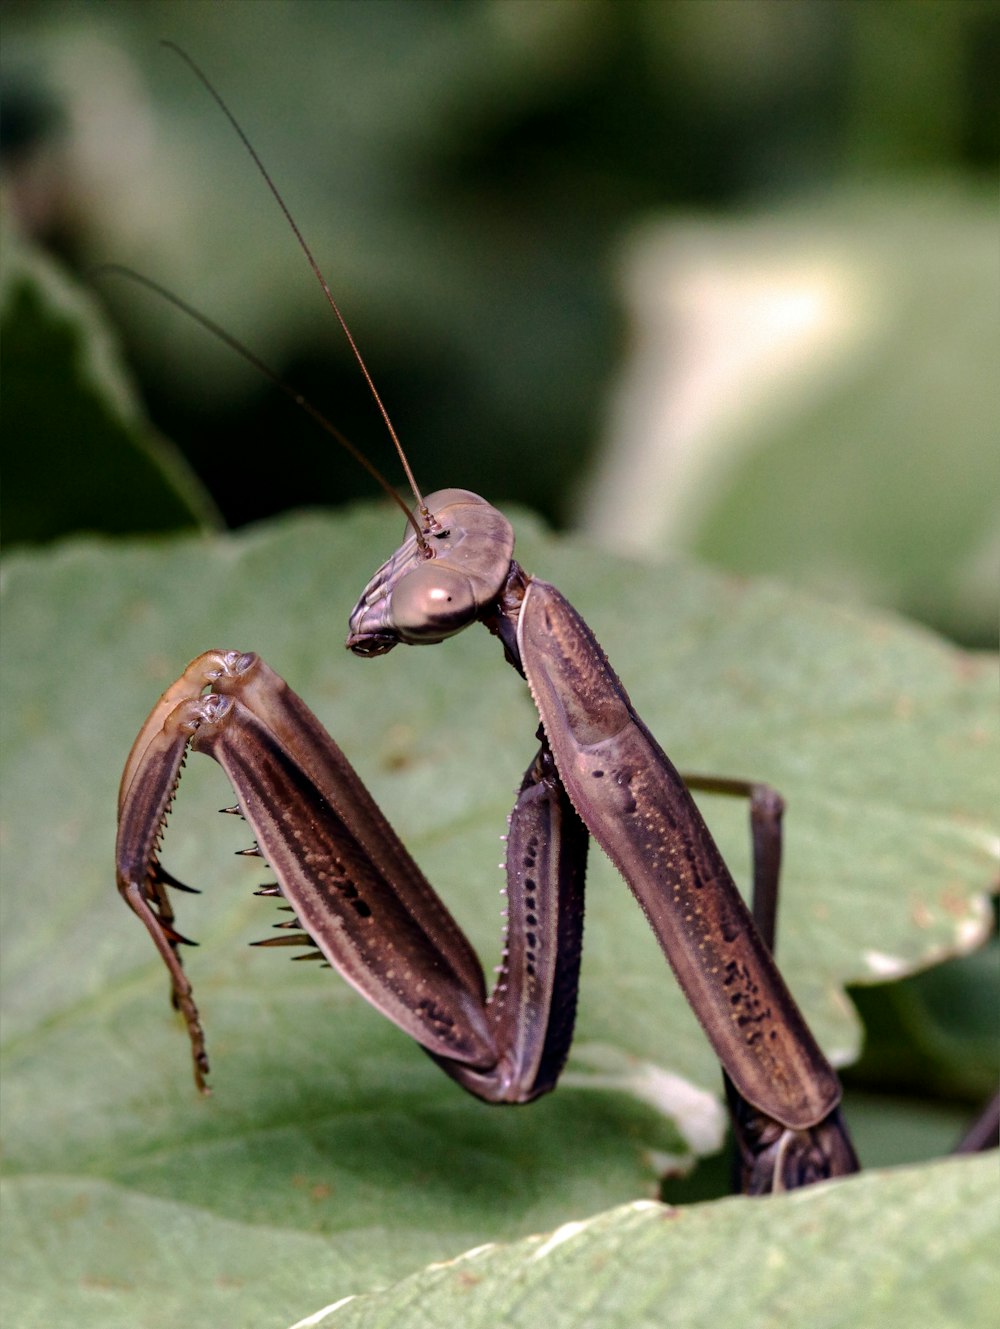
[115,47,860,1195]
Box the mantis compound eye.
[389,563,480,642]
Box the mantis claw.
[155,864,200,895]
[159,923,198,948]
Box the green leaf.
[309,1156,998,1329]
[1,513,994,1326]
[0,229,220,545]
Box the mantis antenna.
[92,265,427,547]
[148,40,436,548]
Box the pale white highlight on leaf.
[564,1043,727,1154]
[427,1242,496,1270]
[287,1295,356,1328]
[957,915,990,948]
[863,950,907,978]
[973,831,999,859]
[647,1148,697,1180]
[530,1218,588,1262]
[825,988,861,1068]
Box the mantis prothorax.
[115,46,859,1195]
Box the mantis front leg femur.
[117,489,859,1193]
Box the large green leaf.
[1,510,994,1325]
[306,1156,998,1329]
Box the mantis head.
[347,489,515,656]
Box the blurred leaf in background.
[1,228,219,542]
[580,183,998,647]
[3,0,996,640]
[2,0,622,529]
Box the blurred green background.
[3,0,997,643]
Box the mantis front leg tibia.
[118,649,588,1103]
[118,490,859,1193]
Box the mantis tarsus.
[115,46,860,1196]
